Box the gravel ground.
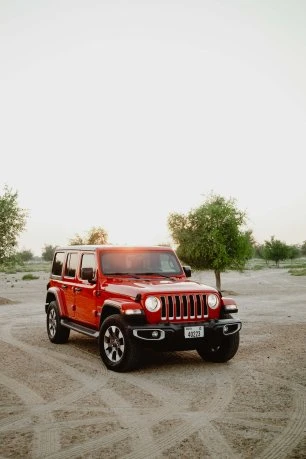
[0,268,305,458]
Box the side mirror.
[81,267,95,283]
[183,266,192,278]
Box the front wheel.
[46,301,70,344]
[99,315,141,372]
[197,331,239,363]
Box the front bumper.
[127,318,242,350]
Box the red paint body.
[46,245,237,329]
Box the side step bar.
[61,319,99,338]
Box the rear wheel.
[197,331,239,363]
[99,315,141,372]
[46,301,70,344]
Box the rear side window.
[64,253,79,278]
[52,252,65,276]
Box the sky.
[1,0,305,256]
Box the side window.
[51,252,65,276]
[64,253,79,278]
[80,253,96,280]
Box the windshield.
[101,250,182,276]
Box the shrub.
[288,268,306,276]
[22,274,39,280]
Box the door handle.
[62,285,68,289]
[74,287,82,292]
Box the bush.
[288,268,306,276]
[22,274,39,280]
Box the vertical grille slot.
[175,295,181,318]
[190,295,195,319]
[183,296,188,318]
[196,295,202,317]
[161,297,166,319]
[203,295,208,317]
[168,296,174,319]
[160,294,209,321]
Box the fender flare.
[222,297,237,306]
[99,300,122,326]
[98,299,144,328]
[45,287,67,316]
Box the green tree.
[254,244,269,265]
[263,236,289,267]
[0,186,28,264]
[70,226,108,245]
[287,245,300,263]
[168,194,253,290]
[17,249,34,263]
[301,241,306,257]
[42,244,58,262]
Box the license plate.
[184,326,204,339]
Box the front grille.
[160,294,208,322]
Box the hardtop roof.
[55,245,174,252]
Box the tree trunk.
[214,270,221,291]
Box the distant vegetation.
[22,273,40,280]
[288,267,306,276]
[0,185,28,264]
[70,226,108,245]
[0,261,51,274]
[254,236,305,267]
[246,257,306,274]
[42,244,58,262]
[1,185,305,278]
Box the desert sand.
[0,268,305,458]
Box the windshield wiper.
[141,272,177,280]
[106,273,141,279]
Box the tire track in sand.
[255,371,306,459]
[0,373,61,458]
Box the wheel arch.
[99,304,121,328]
[45,287,65,315]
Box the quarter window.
[80,253,96,280]
[51,252,65,276]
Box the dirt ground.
[0,268,305,459]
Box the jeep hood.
[103,278,218,299]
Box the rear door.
[62,252,79,318]
[74,252,98,326]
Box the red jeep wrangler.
[45,245,241,372]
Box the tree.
[301,241,306,257]
[0,185,28,264]
[17,249,34,263]
[168,194,253,290]
[287,245,300,263]
[69,226,108,245]
[254,244,270,265]
[263,236,289,267]
[42,244,58,262]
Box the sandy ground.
[0,268,305,459]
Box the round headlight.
[145,296,161,312]
[207,293,219,309]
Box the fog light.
[152,330,159,338]
[223,325,229,333]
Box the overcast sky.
[1,0,305,256]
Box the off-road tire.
[46,301,70,344]
[197,330,239,363]
[99,314,141,372]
